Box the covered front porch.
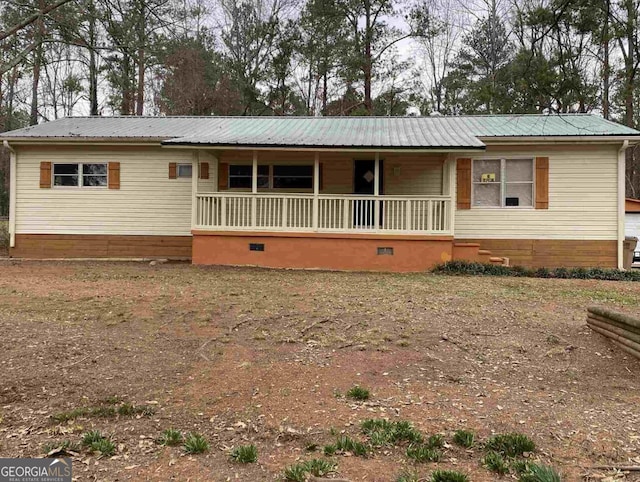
[191,150,457,236]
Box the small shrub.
[430,470,469,482]
[183,433,209,454]
[512,460,532,475]
[81,430,105,447]
[283,463,308,482]
[518,463,562,482]
[90,438,116,457]
[432,260,640,282]
[230,444,258,463]
[406,444,441,463]
[453,430,475,448]
[303,458,336,477]
[485,433,535,457]
[482,451,509,475]
[157,428,183,447]
[333,435,368,456]
[346,385,371,401]
[0,222,8,251]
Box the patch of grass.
[282,459,337,481]
[117,403,155,417]
[430,470,469,482]
[230,444,258,463]
[332,435,368,457]
[511,460,532,475]
[482,451,509,475]
[433,260,640,282]
[156,428,183,447]
[89,438,116,457]
[51,408,89,423]
[183,433,209,454]
[406,443,441,463]
[485,433,535,457]
[42,439,81,454]
[453,430,475,448]
[323,444,336,456]
[283,463,308,482]
[81,430,106,447]
[518,463,562,482]
[346,385,371,401]
[303,458,336,477]
[426,434,444,449]
[91,406,117,418]
[396,469,420,482]
[362,419,423,446]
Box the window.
[229,165,269,188]
[472,158,534,207]
[53,163,107,187]
[273,165,313,189]
[228,164,313,189]
[177,163,193,178]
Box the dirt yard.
[0,261,639,481]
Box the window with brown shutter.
[200,162,209,180]
[108,162,120,189]
[218,163,229,190]
[40,162,52,188]
[535,157,549,209]
[456,158,471,209]
[168,162,177,179]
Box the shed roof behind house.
[627,198,640,213]
[2,114,639,149]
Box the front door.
[353,160,383,228]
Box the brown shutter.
[535,157,549,209]
[199,162,209,180]
[40,162,52,188]
[319,163,324,191]
[218,163,229,190]
[456,158,472,209]
[108,162,120,189]
[168,162,177,179]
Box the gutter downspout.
[3,140,16,249]
[618,140,629,270]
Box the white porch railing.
[195,193,452,234]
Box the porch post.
[374,152,380,230]
[313,152,320,230]
[447,154,456,235]
[191,151,198,229]
[251,150,258,228]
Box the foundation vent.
[249,243,265,252]
[377,247,394,255]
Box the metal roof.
[2,115,638,149]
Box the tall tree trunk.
[363,2,373,114]
[602,0,610,119]
[30,0,46,126]
[624,0,636,127]
[322,70,328,115]
[88,0,99,116]
[136,47,145,115]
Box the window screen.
[229,165,269,188]
[472,158,534,208]
[54,163,108,187]
[273,165,313,189]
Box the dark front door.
[353,160,383,228]
[353,160,383,194]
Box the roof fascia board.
[481,136,640,144]
[159,144,486,153]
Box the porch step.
[452,242,491,263]
[490,256,510,266]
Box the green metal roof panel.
[2,114,638,149]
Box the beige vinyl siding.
[15,145,194,236]
[216,151,445,195]
[454,144,619,240]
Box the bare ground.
[0,261,639,481]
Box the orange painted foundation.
[192,231,453,272]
